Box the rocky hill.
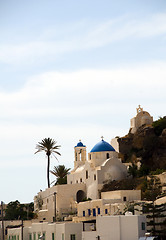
[118,116,166,172]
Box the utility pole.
[21,219,23,240]
[1,201,4,240]
[54,192,56,222]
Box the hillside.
[118,116,166,172]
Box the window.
[80,178,82,183]
[70,234,76,240]
[97,208,100,215]
[62,233,64,240]
[106,153,109,159]
[123,196,127,201]
[142,222,146,231]
[94,174,96,181]
[33,233,36,240]
[43,233,45,240]
[105,209,108,214]
[89,154,91,160]
[86,171,88,179]
[83,211,85,217]
[93,208,96,216]
[52,233,55,240]
[17,235,19,240]
[38,234,41,240]
[76,180,78,183]
[88,209,91,216]
[29,234,32,240]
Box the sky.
[0,0,166,203]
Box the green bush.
[152,117,166,136]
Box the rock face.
[118,121,166,171]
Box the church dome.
[75,140,86,147]
[90,139,115,152]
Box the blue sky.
[0,0,166,203]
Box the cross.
[101,136,104,140]
[137,105,143,113]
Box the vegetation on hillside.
[142,176,166,238]
[153,116,166,136]
[4,201,34,220]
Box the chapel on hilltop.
[130,105,153,134]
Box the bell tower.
[74,140,86,168]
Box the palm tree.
[35,138,61,188]
[50,165,70,185]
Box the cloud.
[0,61,165,121]
[0,62,165,169]
[0,13,166,64]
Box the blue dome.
[90,139,115,152]
[75,141,86,147]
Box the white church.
[33,137,129,223]
[68,138,128,200]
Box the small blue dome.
[75,141,86,147]
[90,139,115,152]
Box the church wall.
[74,146,86,168]
[89,151,118,167]
[67,161,95,185]
[67,161,100,200]
[111,138,119,152]
[97,158,127,184]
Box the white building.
[7,215,146,240]
[74,190,141,222]
[67,139,128,200]
[7,221,83,240]
[34,138,128,221]
[82,215,146,240]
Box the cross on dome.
[101,136,104,141]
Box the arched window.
[106,153,109,159]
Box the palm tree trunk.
[47,155,50,188]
